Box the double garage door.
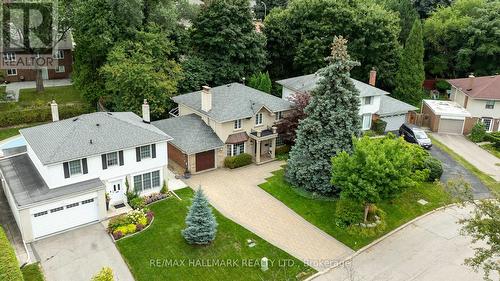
[438,118,464,134]
[31,196,99,239]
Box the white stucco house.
[0,101,172,242]
[276,70,417,132]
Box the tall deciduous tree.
[182,188,218,245]
[253,0,288,20]
[394,19,425,105]
[100,30,182,119]
[190,0,267,85]
[264,0,401,90]
[332,136,429,222]
[286,37,361,196]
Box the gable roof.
[20,112,172,165]
[172,83,293,123]
[447,75,500,100]
[276,73,390,97]
[377,95,418,116]
[152,114,223,155]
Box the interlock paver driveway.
[185,161,353,271]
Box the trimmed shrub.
[127,209,147,225]
[334,199,364,228]
[112,231,123,240]
[160,180,168,194]
[275,145,290,155]
[92,267,114,281]
[107,215,130,233]
[469,122,486,142]
[435,80,451,92]
[0,226,23,281]
[129,197,145,210]
[224,153,252,169]
[115,224,136,236]
[485,132,500,149]
[0,104,92,128]
[371,119,387,135]
[362,130,376,137]
[423,156,443,182]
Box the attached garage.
[422,100,471,135]
[377,95,417,132]
[195,150,215,172]
[381,114,407,132]
[438,118,464,134]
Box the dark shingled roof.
[226,132,249,144]
[0,154,104,208]
[447,75,500,100]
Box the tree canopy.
[248,72,272,94]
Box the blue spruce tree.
[182,188,218,245]
[286,36,361,195]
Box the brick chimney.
[142,99,150,123]
[201,85,212,112]
[50,100,59,122]
[466,74,475,91]
[369,68,377,86]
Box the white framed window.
[55,65,65,73]
[363,96,373,105]
[234,119,242,130]
[227,143,245,156]
[3,52,15,62]
[7,69,17,76]
[106,152,118,167]
[140,145,151,159]
[53,49,64,59]
[69,159,82,176]
[361,114,372,130]
[485,100,495,109]
[482,118,493,132]
[133,170,161,193]
[255,113,263,125]
[275,111,283,121]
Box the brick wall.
[422,102,440,132]
[168,143,187,170]
[3,49,72,82]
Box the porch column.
[271,138,276,159]
[256,140,261,163]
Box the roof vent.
[107,112,112,115]
[89,139,93,144]
[96,123,100,127]
[73,118,78,121]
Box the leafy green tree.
[264,0,401,89]
[182,188,218,245]
[286,37,361,195]
[254,0,288,20]
[190,0,267,85]
[178,56,213,94]
[100,30,182,119]
[248,72,272,93]
[413,0,453,18]
[332,135,429,222]
[394,19,425,104]
[381,0,419,42]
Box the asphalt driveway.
[429,145,491,199]
[32,223,133,281]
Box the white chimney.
[50,100,59,122]
[467,74,475,91]
[201,85,212,112]
[369,68,377,86]
[142,99,150,123]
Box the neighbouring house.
[0,101,172,242]
[276,70,417,132]
[421,99,472,134]
[153,83,293,174]
[1,32,74,82]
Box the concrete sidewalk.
[185,161,353,271]
[6,79,72,101]
[431,133,500,181]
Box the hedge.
[371,119,387,135]
[0,226,23,281]
[224,153,252,169]
[0,104,93,128]
[485,132,500,149]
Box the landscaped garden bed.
[116,188,314,281]
[108,209,155,241]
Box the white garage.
[438,118,465,134]
[377,95,417,132]
[381,114,408,132]
[423,100,471,135]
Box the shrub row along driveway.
[185,161,353,271]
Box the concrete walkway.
[6,78,72,101]
[432,133,500,181]
[310,205,492,281]
[185,161,353,271]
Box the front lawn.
[21,263,45,281]
[0,123,46,141]
[259,169,452,250]
[117,188,314,281]
[480,143,500,159]
[0,85,84,111]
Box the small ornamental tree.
[276,91,311,144]
[332,136,428,222]
[286,36,361,195]
[182,188,218,245]
[470,122,486,143]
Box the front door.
[108,180,125,205]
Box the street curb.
[305,203,460,281]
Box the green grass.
[21,263,45,281]
[259,169,452,250]
[430,136,500,194]
[0,123,46,141]
[0,85,83,111]
[117,188,315,281]
[480,143,500,159]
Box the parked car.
[399,124,432,149]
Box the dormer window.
[255,113,263,125]
[363,96,373,105]
[234,119,242,130]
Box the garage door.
[381,114,407,132]
[195,150,215,172]
[31,197,99,239]
[438,118,464,134]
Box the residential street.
[185,161,354,271]
[310,205,490,281]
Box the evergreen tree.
[248,72,272,94]
[286,36,361,196]
[394,19,425,104]
[182,188,218,245]
[190,0,267,85]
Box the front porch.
[249,127,278,165]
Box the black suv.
[398,124,432,149]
